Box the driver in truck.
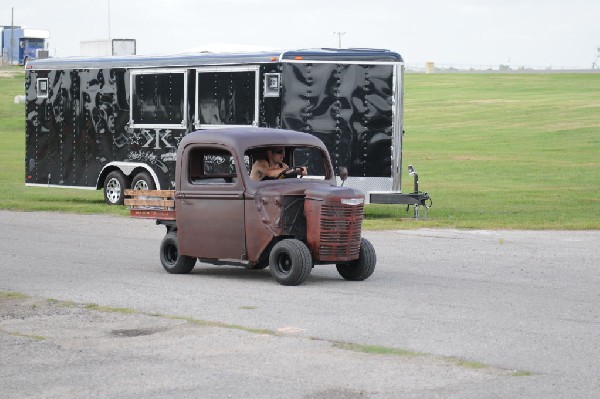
[250,147,307,181]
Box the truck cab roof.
[176,128,338,190]
[179,127,326,153]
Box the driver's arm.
[252,160,289,180]
[283,166,308,178]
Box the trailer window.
[195,66,259,129]
[188,148,238,185]
[36,78,48,98]
[130,69,187,128]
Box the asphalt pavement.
[1,210,598,398]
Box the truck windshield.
[245,146,331,182]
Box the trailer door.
[194,66,260,129]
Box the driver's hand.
[298,166,308,176]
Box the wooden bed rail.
[124,190,176,220]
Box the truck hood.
[252,181,333,199]
[253,182,365,204]
[252,183,365,237]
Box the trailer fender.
[97,162,161,190]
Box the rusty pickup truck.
[126,127,375,286]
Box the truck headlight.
[341,198,364,206]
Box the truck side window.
[188,148,237,185]
[293,147,326,176]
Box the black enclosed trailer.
[25,48,418,206]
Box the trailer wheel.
[336,237,376,281]
[103,171,128,205]
[160,232,196,274]
[131,171,156,191]
[269,239,312,286]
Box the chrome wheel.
[133,179,149,190]
[131,171,155,192]
[105,177,122,204]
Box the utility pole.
[10,7,14,65]
[333,31,346,48]
[108,0,111,38]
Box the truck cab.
[131,127,375,286]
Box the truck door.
[194,66,260,129]
[176,145,246,260]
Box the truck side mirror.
[339,167,348,186]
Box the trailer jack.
[368,164,432,220]
[406,164,432,219]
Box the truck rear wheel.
[269,239,312,286]
[103,170,128,205]
[160,232,196,274]
[336,237,376,281]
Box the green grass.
[366,73,600,229]
[511,370,534,377]
[83,303,137,314]
[333,342,421,357]
[0,291,31,300]
[1,329,46,341]
[1,68,598,228]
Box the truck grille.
[318,204,363,261]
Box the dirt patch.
[0,70,20,78]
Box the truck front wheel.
[336,237,376,281]
[269,239,312,286]
[160,232,196,274]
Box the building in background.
[80,39,136,56]
[1,26,50,65]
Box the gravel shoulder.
[1,293,520,399]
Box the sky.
[2,0,599,69]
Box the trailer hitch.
[405,164,432,219]
[368,164,432,219]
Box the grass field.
[1,67,598,229]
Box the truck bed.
[124,190,176,220]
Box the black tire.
[131,171,156,191]
[160,232,196,274]
[269,239,312,286]
[103,171,128,205]
[336,237,376,281]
